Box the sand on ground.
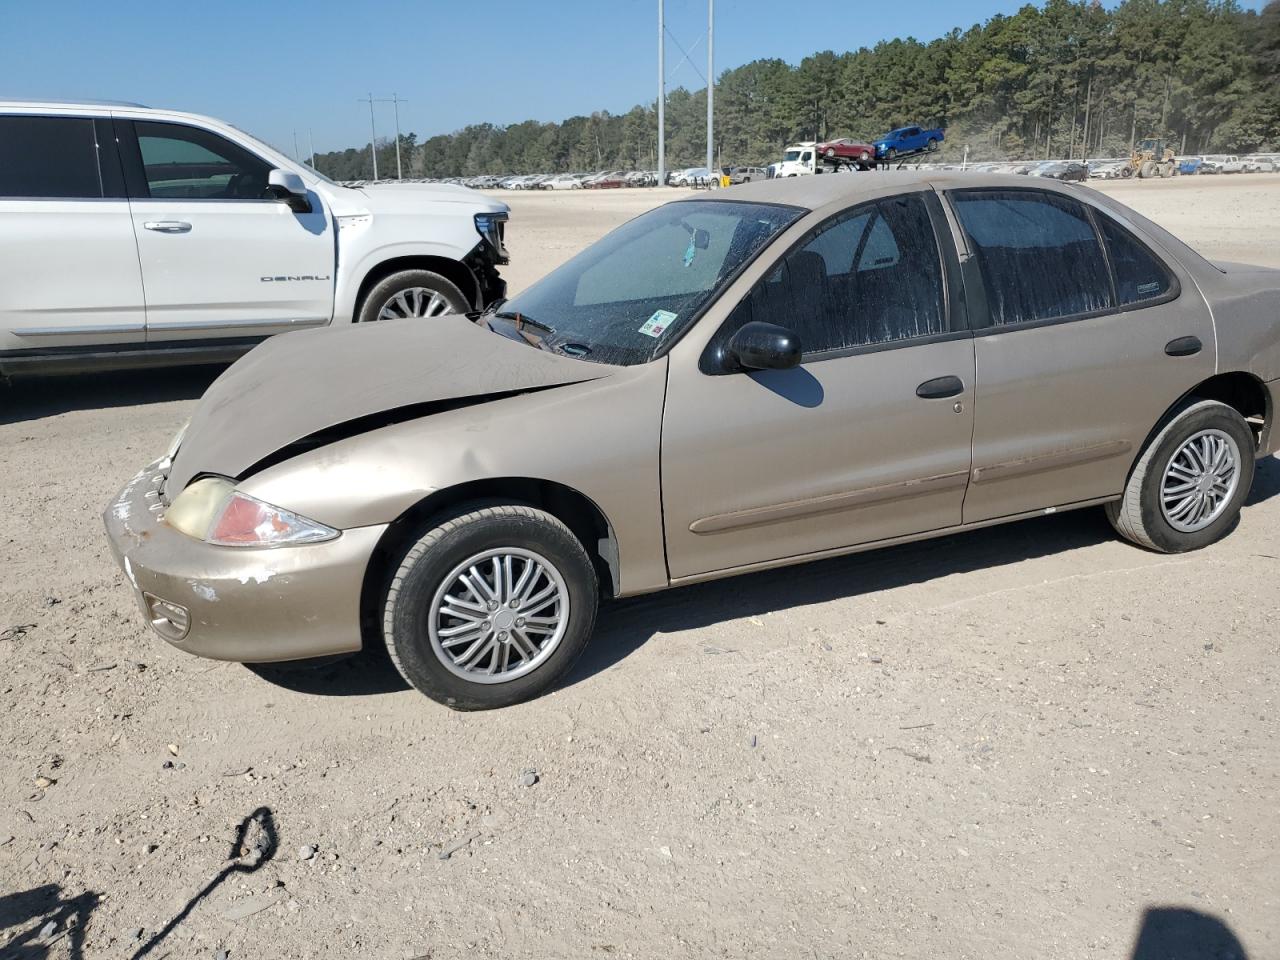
[1,173,1278,960]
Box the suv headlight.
[166,477,338,548]
[474,212,509,263]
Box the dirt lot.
[2,174,1278,960]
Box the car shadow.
[561,507,1121,690]
[1245,451,1280,506]
[0,365,226,425]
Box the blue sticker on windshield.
[684,237,696,267]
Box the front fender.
[237,363,671,596]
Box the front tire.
[357,269,470,324]
[1106,399,1255,553]
[382,505,599,710]
[886,147,897,161]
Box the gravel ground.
[1,174,1278,960]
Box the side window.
[132,121,272,200]
[727,193,946,356]
[0,115,103,199]
[1095,213,1175,307]
[951,189,1113,326]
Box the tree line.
[312,0,1279,180]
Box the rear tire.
[357,269,470,324]
[927,138,939,152]
[382,505,599,710]
[1106,399,1254,553]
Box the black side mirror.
[725,321,802,372]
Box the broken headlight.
[166,477,338,548]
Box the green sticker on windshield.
[639,309,677,338]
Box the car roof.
[689,170,1083,211]
[0,98,150,110]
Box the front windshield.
[783,150,802,162]
[493,200,801,365]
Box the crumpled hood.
[166,316,613,494]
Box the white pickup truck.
[0,100,510,376]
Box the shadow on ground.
[1131,906,1249,959]
[0,884,99,959]
[0,365,225,425]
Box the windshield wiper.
[488,310,560,352]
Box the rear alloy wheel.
[927,137,939,152]
[358,269,470,324]
[383,505,599,709]
[1106,399,1255,553]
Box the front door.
[117,118,335,343]
[662,190,975,580]
[0,114,146,356]
[944,187,1216,523]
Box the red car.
[817,138,877,169]
[583,171,627,189]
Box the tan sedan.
[106,173,1280,709]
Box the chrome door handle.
[142,220,192,233]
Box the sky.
[0,0,1268,156]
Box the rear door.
[943,186,1215,523]
[0,113,146,357]
[116,117,335,343]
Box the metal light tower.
[358,93,380,181]
[390,93,408,180]
[657,0,665,186]
[706,0,714,174]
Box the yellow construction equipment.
[1122,138,1177,179]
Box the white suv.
[0,100,510,376]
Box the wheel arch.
[1129,371,1272,482]
[353,255,480,320]
[359,477,621,649]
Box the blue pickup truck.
[874,125,945,160]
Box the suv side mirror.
[725,321,802,371]
[267,169,312,213]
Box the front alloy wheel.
[428,547,569,683]
[383,505,599,709]
[357,268,470,325]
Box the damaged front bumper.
[103,459,386,663]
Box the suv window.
[0,115,103,199]
[724,193,945,356]
[133,121,272,200]
[951,189,1113,326]
[1095,213,1175,307]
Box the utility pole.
[357,93,380,181]
[390,93,408,180]
[308,129,316,169]
[657,0,665,186]
[292,130,300,163]
[706,0,714,174]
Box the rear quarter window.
[1095,213,1176,307]
[0,115,103,199]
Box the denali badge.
[260,275,331,282]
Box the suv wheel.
[358,269,470,324]
[1106,399,1255,553]
[383,505,599,710]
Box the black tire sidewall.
[1136,405,1255,552]
[386,511,598,710]
[357,270,470,325]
